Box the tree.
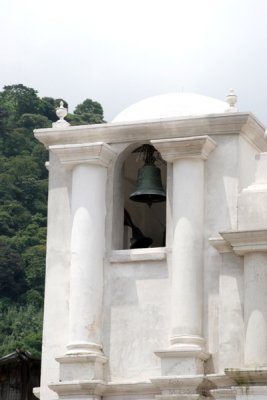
[0,238,27,300]
[67,98,105,125]
[0,84,42,121]
[74,98,104,116]
[0,83,105,357]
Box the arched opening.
[122,144,166,249]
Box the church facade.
[34,92,267,400]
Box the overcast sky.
[1,0,267,124]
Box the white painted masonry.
[34,93,267,400]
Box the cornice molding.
[151,135,216,162]
[225,368,267,385]
[34,113,267,152]
[209,237,232,253]
[220,230,267,255]
[49,142,117,167]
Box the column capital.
[49,142,117,167]
[151,135,216,162]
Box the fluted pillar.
[152,136,216,375]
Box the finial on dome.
[52,100,70,128]
[225,88,238,112]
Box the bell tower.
[34,91,267,400]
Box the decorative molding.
[225,367,267,385]
[34,113,267,152]
[56,353,107,364]
[169,335,206,349]
[220,230,267,255]
[209,388,236,399]
[49,380,159,397]
[209,237,232,253]
[241,114,267,152]
[151,375,205,398]
[155,395,200,400]
[49,142,117,167]
[155,349,210,362]
[48,380,106,396]
[65,341,104,355]
[109,247,168,263]
[151,136,216,162]
[105,381,158,396]
[235,385,267,396]
[206,374,235,388]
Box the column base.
[66,341,103,355]
[155,349,209,375]
[48,380,105,400]
[155,336,209,375]
[56,353,107,381]
[152,375,206,400]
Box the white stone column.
[221,153,267,369]
[68,163,107,354]
[152,136,216,375]
[171,157,204,345]
[244,252,267,367]
[221,230,267,368]
[49,142,116,385]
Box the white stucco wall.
[34,111,267,400]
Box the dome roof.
[112,92,228,123]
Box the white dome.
[112,92,228,123]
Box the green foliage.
[0,83,105,357]
[67,98,105,125]
[0,300,43,356]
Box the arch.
[111,141,167,250]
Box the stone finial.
[52,100,70,128]
[225,88,238,112]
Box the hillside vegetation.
[0,84,104,356]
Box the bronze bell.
[129,163,166,207]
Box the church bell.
[129,145,166,207]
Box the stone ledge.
[34,113,267,153]
[108,247,168,263]
[48,380,106,396]
[155,349,210,361]
[220,230,267,255]
[105,381,158,395]
[225,368,267,385]
[209,237,232,253]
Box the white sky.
[1,0,267,123]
